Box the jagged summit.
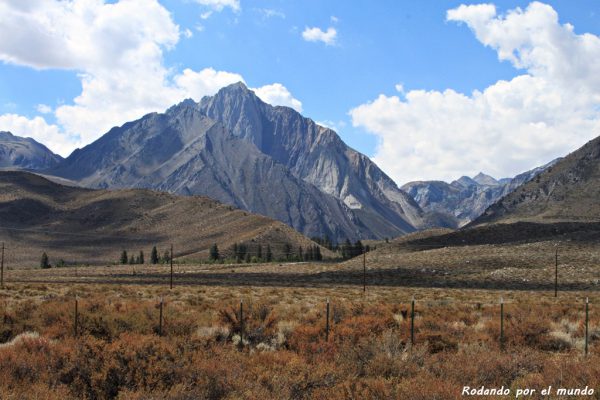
[0,131,63,170]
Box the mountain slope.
[0,131,63,169]
[473,136,600,225]
[198,83,424,233]
[49,82,426,240]
[0,170,330,267]
[402,161,558,228]
[49,101,368,240]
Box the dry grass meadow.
[1,241,600,399]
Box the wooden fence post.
[74,295,79,337]
[410,296,415,346]
[158,297,164,336]
[326,298,330,342]
[500,297,505,351]
[585,297,589,356]
[240,299,244,348]
[0,242,4,289]
[170,244,173,290]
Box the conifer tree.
[40,252,50,269]
[150,246,159,264]
[265,244,272,262]
[139,251,144,265]
[209,243,220,260]
[120,250,128,265]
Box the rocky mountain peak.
[472,172,499,186]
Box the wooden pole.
[410,296,415,346]
[170,244,173,290]
[240,299,244,347]
[325,298,330,342]
[554,249,558,298]
[500,297,504,351]
[0,242,4,289]
[74,296,78,337]
[585,297,589,356]
[362,251,366,293]
[159,297,163,336]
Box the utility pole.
[170,244,173,290]
[1,242,4,289]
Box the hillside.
[0,131,63,170]
[474,135,600,225]
[48,83,425,241]
[0,171,331,267]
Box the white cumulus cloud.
[0,0,301,157]
[252,83,303,112]
[302,26,337,45]
[350,2,600,185]
[0,114,74,155]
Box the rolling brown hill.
[0,171,331,267]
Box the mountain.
[0,131,63,169]
[473,135,600,225]
[401,160,558,228]
[49,82,425,241]
[0,170,331,267]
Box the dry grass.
[0,277,599,399]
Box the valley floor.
[1,255,600,399]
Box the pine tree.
[162,250,170,264]
[265,245,272,262]
[297,246,303,261]
[209,243,220,260]
[150,246,159,264]
[283,243,292,261]
[314,246,322,261]
[257,245,262,260]
[139,251,144,265]
[40,252,50,269]
[244,252,251,263]
[129,255,136,264]
[120,250,128,264]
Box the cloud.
[175,68,245,98]
[350,2,600,185]
[183,28,194,39]
[0,114,74,155]
[36,104,52,114]
[0,0,301,157]
[195,0,240,13]
[302,26,337,45]
[252,83,303,112]
[257,8,285,19]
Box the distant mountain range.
[19,83,432,241]
[0,131,63,169]
[402,161,559,228]
[473,135,600,226]
[1,83,580,240]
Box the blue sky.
[1,1,600,184]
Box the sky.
[0,0,599,186]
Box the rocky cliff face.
[199,83,425,233]
[0,131,63,170]
[50,84,425,240]
[402,163,558,228]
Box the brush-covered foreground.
[0,282,599,399]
